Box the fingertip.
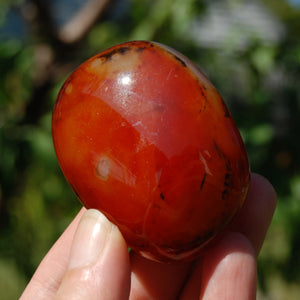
[67,209,113,270]
[55,209,130,300]
[230,173,277,255]
[250,173,277,211]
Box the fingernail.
[68,209,112,270]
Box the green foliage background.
[0,0,299,299]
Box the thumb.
[54,209,130,300]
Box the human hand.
[20,173,276,300]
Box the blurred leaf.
[130,0,173,40]
[0,259,26,300]
[88,22,123,52]
[0,39,22,58]
[247,123,274,146]
[251,46,276,74]
[23,124,55,166]
[290,176,300,199]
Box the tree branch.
[57,0,111,44]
